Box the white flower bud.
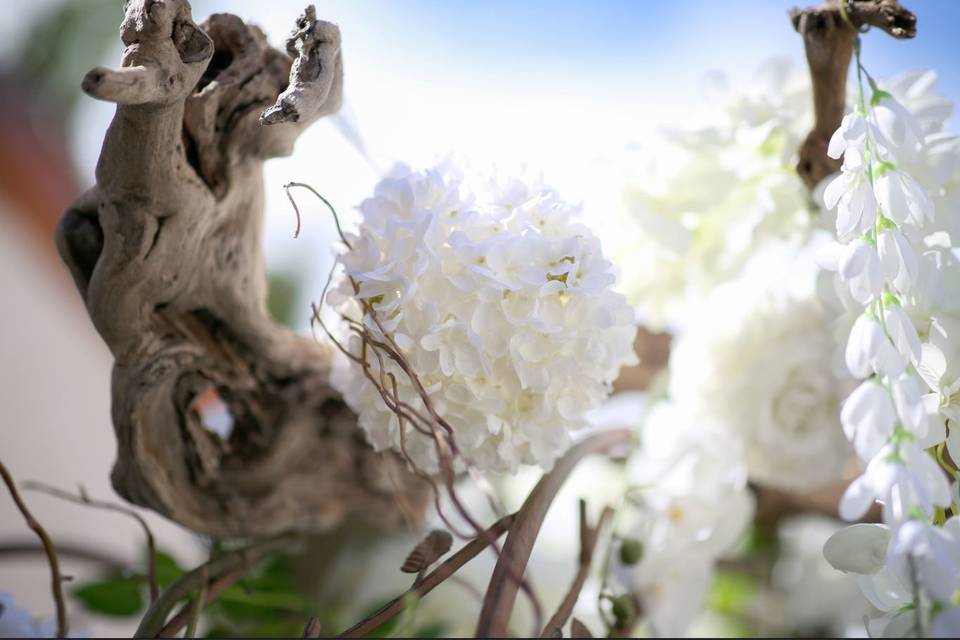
[877,227,918,295]
[839,239,883,304]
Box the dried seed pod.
[401,529,453,573]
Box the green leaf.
[72,577,144,616]
[242,555,298,593]
[153,550,186,587]
[414,622,447,638]
[217,586,312,613]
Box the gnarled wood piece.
[260,4,343,126]
[55,0,427,537]
[790,0,916,189]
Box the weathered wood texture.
[56,0,426,537]
[791,0,916,189]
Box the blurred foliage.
[71,550,185,618]
[709,570,757,619]
[69,546,450,637]
[708,570,759,638]
[10,0,120,120]
[204,555,321,637]
[352,595,447,639]
[72,577,144,616]
[741,522,780,561]
[266,271,302,329]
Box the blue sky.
[202,0,960,118]
[347,0,958,101]
[51,0,960,327]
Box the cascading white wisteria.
[821,46,960,637]
[329,161,638,474]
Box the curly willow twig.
[0,460,68,637]
[289,183,545,632]
[22,481,160,603]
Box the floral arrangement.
[6,3,960,640]
[588,55,960,636]
[321,51,960,638]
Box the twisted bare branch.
[0,460,67,637]
[23,481,160,602]
[540,501,614,638]
[476,429,631,638]
[341,513,516,637]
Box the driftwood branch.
[540,501,614,638]
[753,481,880,530]
[0,460,68,638]
[56,0,427,537]
[261,5,342,126]
[790,0,916,189]
[613,327,671,393]
[475,429,631,638]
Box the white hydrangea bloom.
[667,250,852,491]
[329,161,637,474]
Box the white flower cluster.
[619,401,754,637]
[609,63,953,333]
[606,68,957,636]
[820,62,960,636]
[329,161,638,474]
[611,59,815,330]
[669,251,853,491]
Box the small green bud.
[611,595,636,627]
[871,89,893,106]
[875,159,897,177]
[882,292,901,307]
[618,538,644,566]
[877,214,897,230]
